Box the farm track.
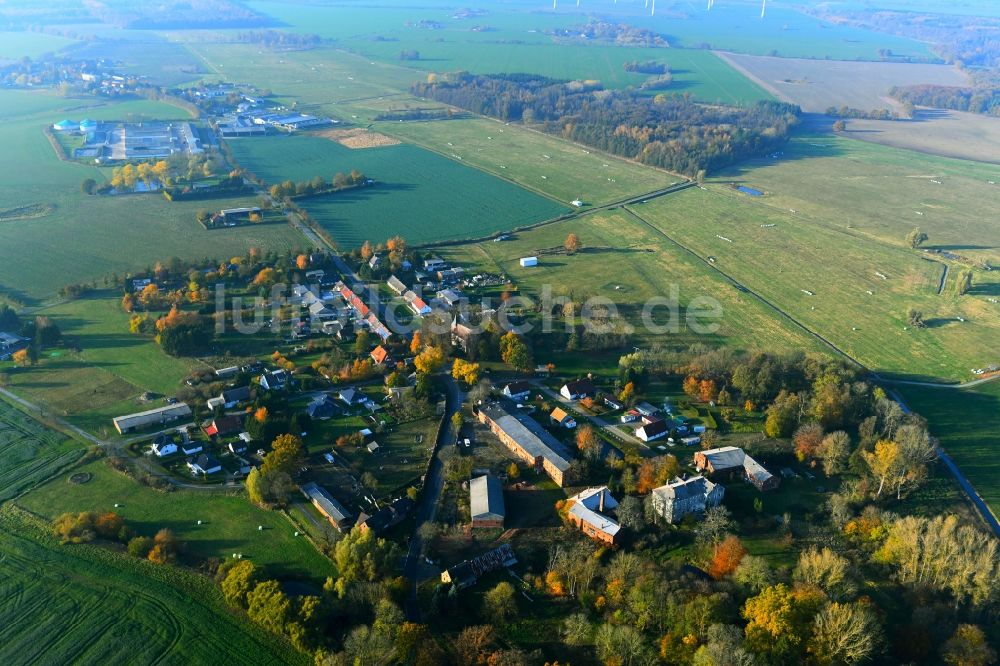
[620,205,870,370]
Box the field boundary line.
[620,204,869,370]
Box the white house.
[188,454,222,475]
[650,475,724,524]
[151,434,177,457]
[560,378,596,401]
[501,380,531,401]
[519,257,538,268]
[635,419,669,442]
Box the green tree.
[483,582,517,624]
[127,535,154,558]
[247,579,291,634]
[222,559,260,609]
[80,178,97,195]
[332,527,400,586]
[941,624,996,666]
[765,390,801,438]
[906,227,928,249]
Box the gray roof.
[480,403,571,472]
[470,475,505,521]
[113,403,191,430]
[700,446,747,471]
[301,482,352,524]
[653,475,716,501]
[222,386,251,403]
[567,487,620,537]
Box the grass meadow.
[715,134,1000,266]
[18,459,335,580]
[0,90,307,301]
[438,207,821,355]
[378,117,675,206]
[0,507,306,666]
[0,31,76,60]
[899,380,1000,517]
[227,134,568,247]
[1,292,203,435]
[631,186,999,382]
[0,398,83,502]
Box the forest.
[889,85,1000,117]
[413,74,800,175]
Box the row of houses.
[338,282,391,341]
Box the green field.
[0,31,76,60]
[0,90,308,300]
[378,117,675,206]
[0,399,83,502]
[1,293,202,435]
[227,134,568,247]
[899,380,1000,517]
[250,0,933,79]
[0,507,303,666]
[18,459,335,580]
[716,134,1000,266]
[630,185,999,382]
[438,206,821,355]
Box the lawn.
[0,398,83,502]
[17,459,336,581]
[1,292,202,436]
[227,134,568,248]
[898,380,1000,517]
[630,185,999,382]
[0,90,309,301]
[0,506,305,666]
[438,207,822,355]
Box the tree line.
[412,73,800,175]
[267,170,367,200]
[889,84,1000,117]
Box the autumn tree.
[794,547,856,601]
[451,358,480,385]
[682,375,700,399]
[454,625,496,665]
[499,332,533,372]
[699,378,719,403]
[708,535,748,580]
[564,232,581,254]
[575,424,601,460]
[794,422,825,462]
[11,348,31,367]
[296,254,309,270]
[619,381,635,404]
[820,431,851,476]
[864,439,900,498]
[808,601,885,665]
[360,240,374,261]
[941,624,996,666]
[414,345,445,375]
[507,463,520,480]
[742,584,822,660]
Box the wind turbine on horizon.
[761,0,767,18]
